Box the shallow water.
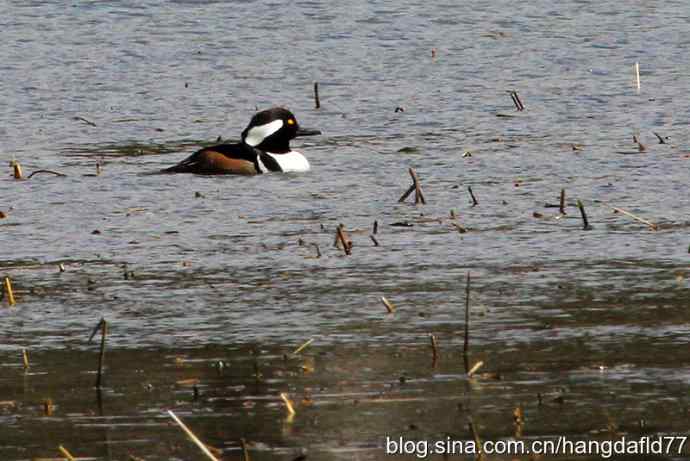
[2,1,690,460]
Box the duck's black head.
[241,107,321,153]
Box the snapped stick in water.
[313,82,320,109]
[3,277,16,306]
[577,200,592,230]
[381,296,396,313]
[167,410,220,461]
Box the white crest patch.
[244,119,284,147]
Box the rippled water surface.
[1,1,690,460]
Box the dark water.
[2,1,690,460]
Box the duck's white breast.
[266,151,310,173]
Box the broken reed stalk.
[373,220,378,235]
[22,348,29,369]
[241,437,251,461]
[633,134,646,152]
[336,224,352,255]
[292,338,314,355]
[559,189,566,214]
[74,116,97,127]
[452,222,468,234]
[634,62,641,93]
[653,132,667,144]
[96,162,102,176]
[430,334,439,364]
[610,205,658,230]
[398,168,426,204]
[463,272,471,374]
[43,399,53,416]
[26,170,67,179]
[381,296,396,313]
[467,360,484,377]
[313,82,320,109]
[398,184,416,203]
[370,235,380,246]
[514,406,524,438]
[468,186,478,207]
[509,90,524,111]
[515,91,525,110]
[58,445,77,461]
[167,410,220,461]
[280,392,296,416]
[577,200,592,230]
[467,416,485,461]
[3,277,16,306]
[332,224,342,248]
[12,161,23,179]
[410,168,426,204]
[91,318,108,388]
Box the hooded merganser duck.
[161,107,321,175]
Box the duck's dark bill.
[296,127,321,137]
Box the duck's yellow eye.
[287,118,295,125]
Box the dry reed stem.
[634,62,641,93]
[513,406,524,425]
[74,116,97,127]
[292,338,314,355]
[370,235,379,246]
[509,90,524,111]
[96,319,107,388]
[43,399,54,416]
[22,348,29,369]
[241,438,251,461]
[3,277,16,306]
[58,445,77,461]
[280,393,296,416]
[381,296,396,313]
[463,272,471,373]
[514,405,524,438]
[653,132,667,144]
[467,417,485,461]
[430,334,439,363]
[452,222,468,234]
[633,134,646,152]
[577,200,591,230]
[609,205,658,230]
[168,410,220,461]
[409,168,427,204]
[12,161,23,179]
[467,360,484,377]
[463,273,470,354]
[336,225,352,255]
[26,170,67,179]
[559,189,566,214]
[468,186,478,206]
[313,82,320,109]
[398,184,416,203]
